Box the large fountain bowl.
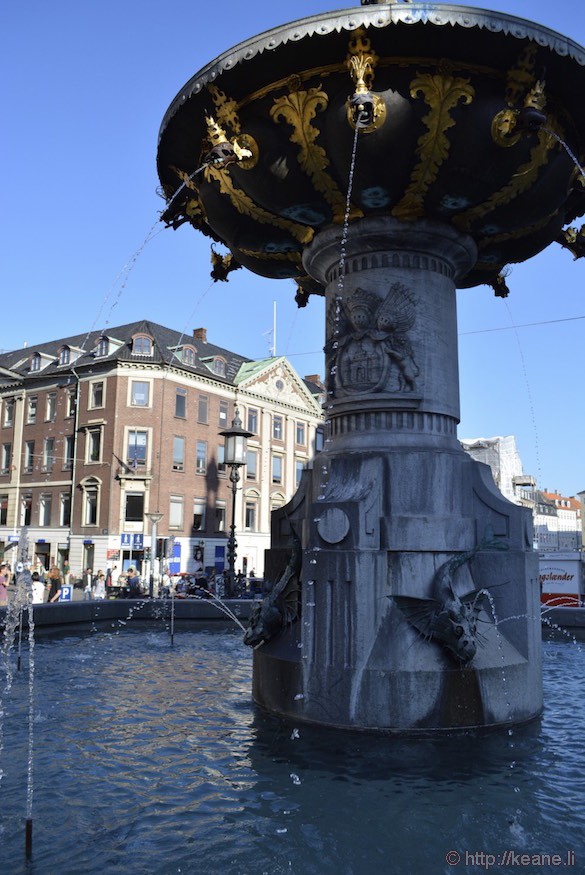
[157,3,585,293]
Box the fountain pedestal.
[156,2,585,732]
[253,218,542,732]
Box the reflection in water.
[0,625,584,874]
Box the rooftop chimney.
[193,327,207,342]
[304,374,324,388]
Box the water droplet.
[294,693,304,700]
[290,774,301,785]
[290,728,300,740]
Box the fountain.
[156,1,585,732]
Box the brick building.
[0,321,324,578]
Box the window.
[172,436,185,471]
[246,449,258,480]
[43,437,55,472]
[245,501,257,531]
[90,381,104,408]
[182,346,195,366]
[272,455,283,485]
[124,492,144,523]
[39,493,52,527]
[66,389,77,418]
[46,393,57,422]
[84,487,98,526]
[273,416,283,440]
[295,459,305,487]
[60,492,71,527]
[219,400,229,427]
[64,435,74,470]
[271,494,285,512]
[1,443,12,474]
[192,498,206,532]
[96,336,109,357]
[0,494,8,526]
[196,440,207,474]
[130,381,150,407]
[175,388,187,418]
[247,408,258,434]
[198,395,208,424]
[30,353,41,372]
[58,346,70,366]
[20,494,32,526]
[215,501,226,532]
[315,427,325,452]
[132,335,152,356]
[127,430,148,466]
[213,357,226,376]
[217,443,226,474]
[27,396,37,424]
[86,429,101,463]
[24,441,35,473]
[169,495,184,528]
[3,398,15,427]
[296,422,306,445]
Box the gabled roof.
[234,355,323,415]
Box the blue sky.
[2,0,584,497]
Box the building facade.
[461,435,582,552]
[0,321,324,579]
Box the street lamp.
[147,512,164,598]
[219,408,252,597]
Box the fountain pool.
[1,625,584,874]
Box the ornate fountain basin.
[157,3,585,293]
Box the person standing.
[46,566,63,603]
[94,571,106,600]
[0,563,9,606]
[83,567,94,600]
[31,571,45,604]
[127,567,142,598]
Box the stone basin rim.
[159,2,585,140]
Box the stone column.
[303,216,477,453]
[253,217,542,733]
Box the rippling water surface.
[1,625,584,874]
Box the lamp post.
[147,512,164,598]
[219,409,252,598]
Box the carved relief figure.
[328,282,419,396]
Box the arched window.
[132,335,153,356]
[182,346,195,366]
[30,353,41,372]
[58,346,71,366]
[213,357,226,376]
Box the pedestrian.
[46,566,63,603]
[0,563,9,606]
[83,567,93,600]
[31,571,45,604]
[94,571,106,600]
[127,567,142,598]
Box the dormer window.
[182,346,195,366]
[96,336,109,357]
[132,335,153,356]
[30,353,41,372]
[213,357,226,376]
[58,346,71,366]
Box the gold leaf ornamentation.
[205,164,314,245]
[454,122,563,232]
[392,73,474,221]
[271,88,361,223]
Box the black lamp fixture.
[219,408,252,597]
